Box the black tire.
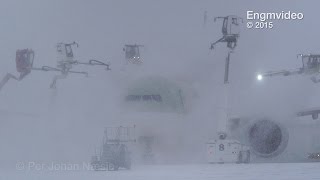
[237,152,243,164]
[243,151,250,164]
[114,165,119,171]
[92,164,99,171]
[125,160,131,170]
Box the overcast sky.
[1,0,320,168]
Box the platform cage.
[104,126,136,144]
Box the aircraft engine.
[247,119,289,158]
[229,118,289,158]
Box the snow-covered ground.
[2,163,320,180]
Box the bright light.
[257,74,263,81]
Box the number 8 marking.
[219,144,224,151]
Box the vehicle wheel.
[125,160,131,170]
[92,164,99,171]
[237,152,243,164]
[114,165,119,171]
[108,163,119,171]
[243,151,250,164]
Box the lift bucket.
[16,49,34,73]
[124,44,142,64]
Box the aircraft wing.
[296,108,320,120]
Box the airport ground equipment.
[206,132,250,164]
[91,126,136,171]
[0,49,37,91]
[208,15,247,163]
[307,152,320,161]
[257,54,320,83]
[138,136,155,164]
[0,42,110,90]
[123,44,144,65]
[210,15,243,50]
[49,42,110,89]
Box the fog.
[0,0,320,171]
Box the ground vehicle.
[91,126,135,171]
[91,143,132,171]
[307,152,320,161]
[206,133,250,164]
